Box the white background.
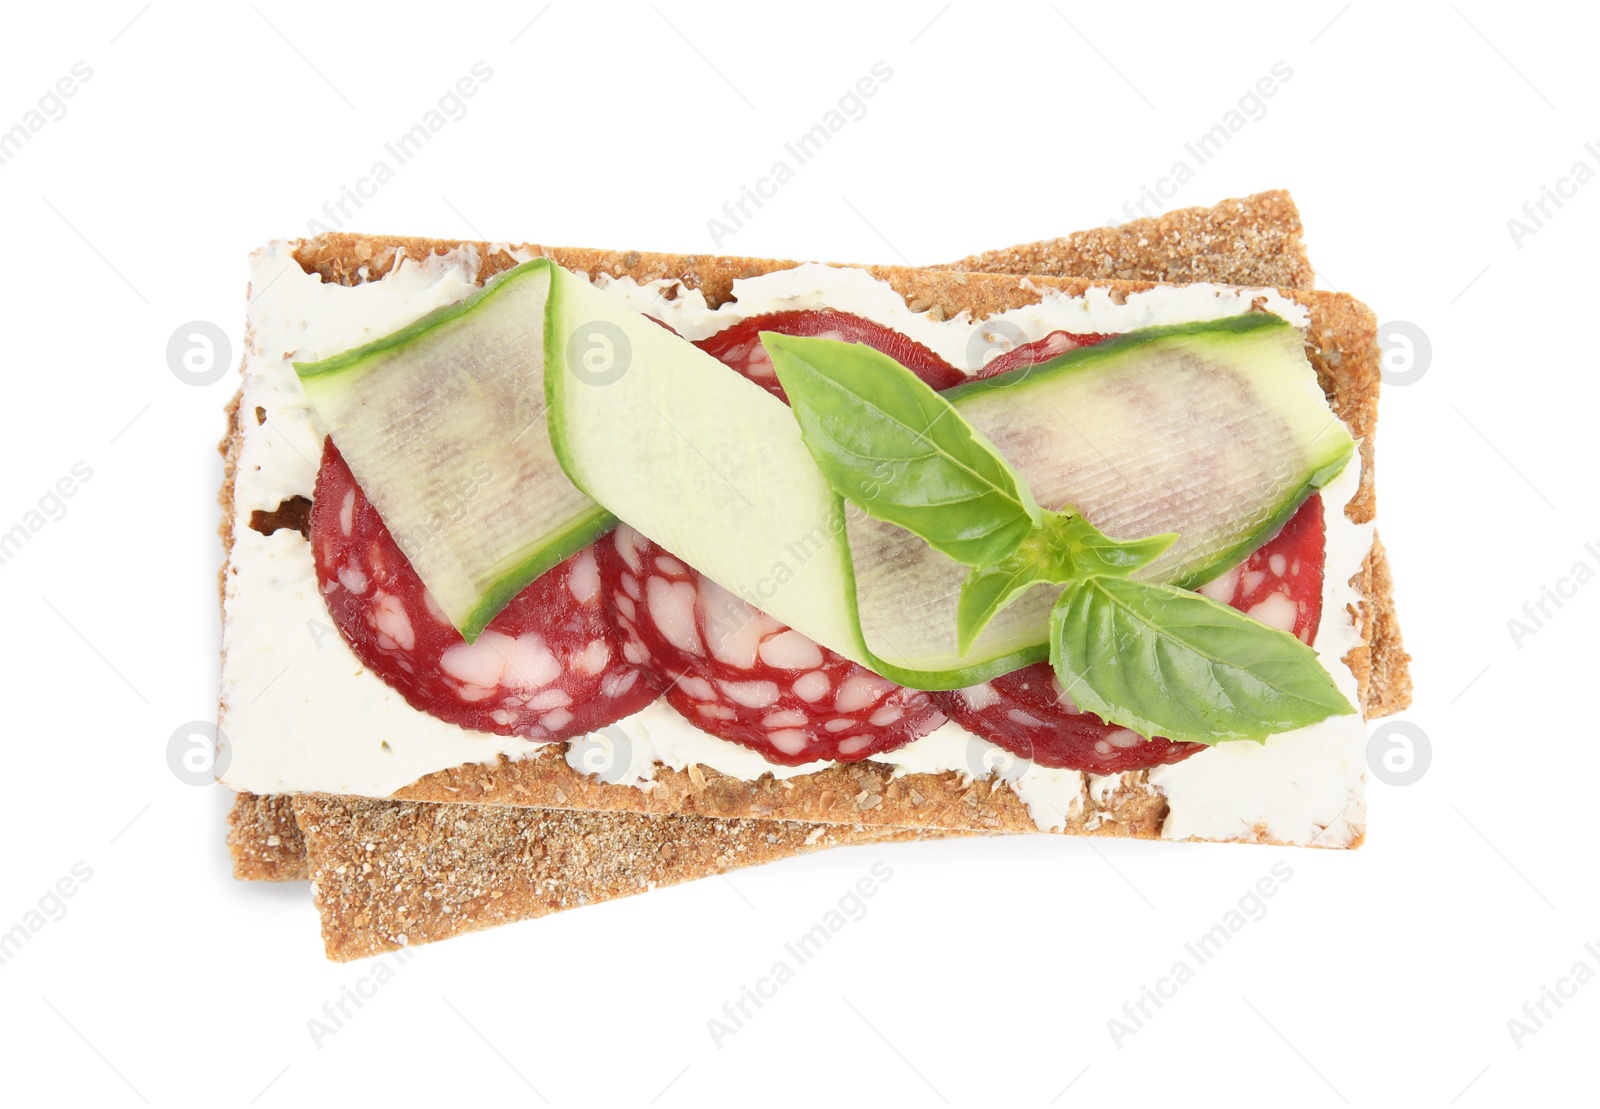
[0,1,1593,1105]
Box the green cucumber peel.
[939,312,1303,402]
[766,331,1354,743]
[294,264,529,385]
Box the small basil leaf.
[1050,575,1354,745]
[764,332,1040,567]
[1053,511,1177,577]
[956,551,1055,656]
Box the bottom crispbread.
[225,189,1410,958]
[295,795,943,960]
[227,792,307,882]
[1360,536,1412,718]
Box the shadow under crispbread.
[223,191,1410,957]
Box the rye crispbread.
[947,187,1316,289]
[295,795,941,961]
[222,191,1410,957]
[226,791,307,882]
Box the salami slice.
[942,668,1203,775]
[695,309,965,401]
[309,441,660,740]
[598,525,946,765]
[973,329,1113,380]
[1195,491,1326,644]
[936,494,1329,773]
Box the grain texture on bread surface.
[295,794,936,960]
[946,189,1316,289]
[227,792,308,881]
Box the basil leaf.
[957,555,1057,656]
[1054,513,1176,577]
[1050,575,1354,745]
[764,332,1041,567]
[956,511,1175,655]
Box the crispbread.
[223,191,1409,956]
[1359,535,1411,717]
[295,794,940,961]
[226,791,307,881]
[945,188,1316,289]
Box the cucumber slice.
[546,288,1352,689]
[295,260,614,642]
[847,315,1354,678]
[543,265,870,663]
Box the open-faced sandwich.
[219,192,1409,958]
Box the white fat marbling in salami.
[598,524,946,765]
[309,442,660,740]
